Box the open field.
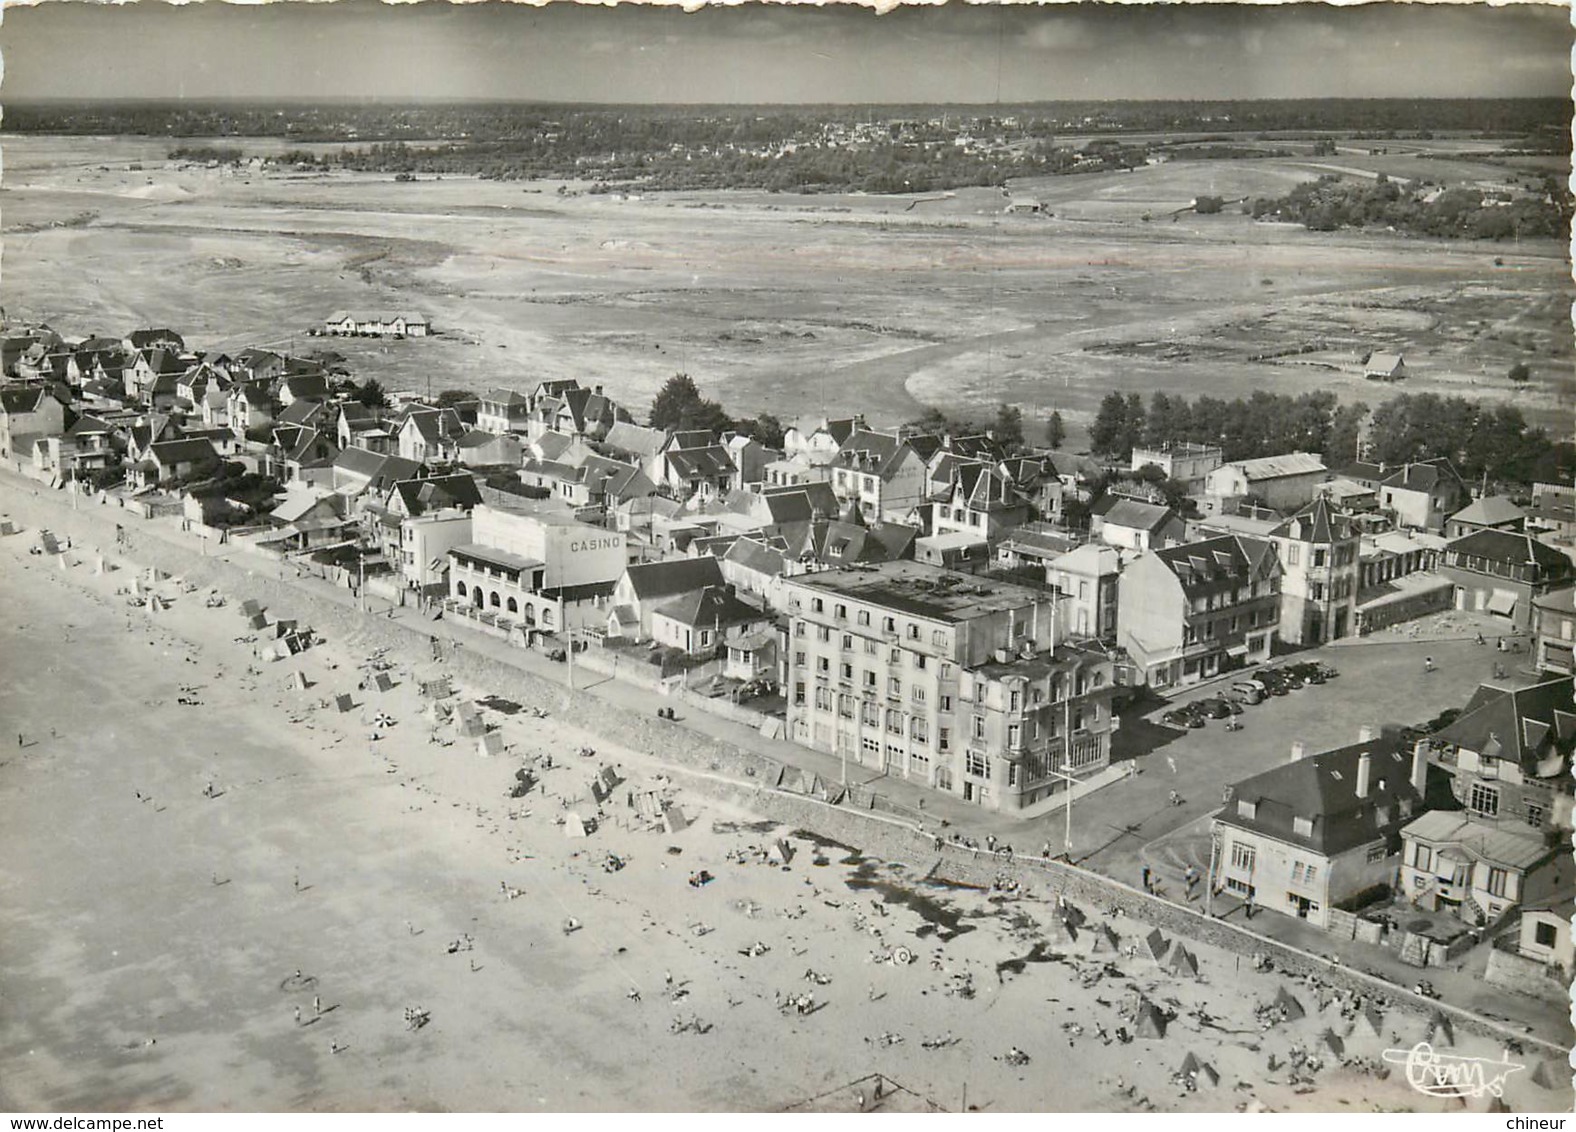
[1,480,1570,1113]
[3,134,1570,445]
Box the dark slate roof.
[725,536,788,577]
[623,556,725,601]
[127,329,185,350]
[393,473,482,517]
[1432,676,1575,778]
[1444,529,1571,572]
[66,414,114,437]
[1096,496,1178,533]
[1270,496,1356,544]
[1448,496,1526,529]
[277,399,328,427]
[654,585,766,630]
[482,388,531,406]
[1381,459,1465,493]
[666,446,736,479]
[0,386,48,414]
[667,429,717,451]
[1215,735,1442,858]
[1153,535,1278,595]
[280,373,330,400]
[149,438,219,465]
[835,429,913,478]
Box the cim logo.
[568,537,622,553]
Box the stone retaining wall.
[7,479,1562,1059]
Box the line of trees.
[1249,173,1571,241]
[1089,388,1572,488]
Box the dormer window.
[1237,800,1257,820]
[1293,816,1314,838]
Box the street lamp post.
[1044,761,1078,857]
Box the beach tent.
[1530,1058,1571,1091]
[769,838,795,866]
[1058,901,1087,932]
[662,804,689,834]
[248,613,268,631]
[598,765,620,793]
[240,599,262,618]
[0,520,16,535]
[146,595,161,614]
[564,812,589,838]
[477,730,504,757]
[1179,1052,1218,1087]
[275,619,298,637]
[457,716,486,739]
[293,670,310,691]
[1320,1028,1346,1058]
[1425,1012,1455,1048]
[335,693,354,713]
[1142,927,1169,963]
[1359,1004,1386,1040]
[1085,922,1121,956]
[1132,998,1168,1039]
[1166,943,1199,979]
[1272,987,1306,1022]
[374,672,394,693]
[422,678,452,700]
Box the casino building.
[447,502,627,636]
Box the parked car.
[1229,680,1265,705]
[1284,660,1326,685]
[1162,706,1207,730]
[1195,696,1239,719]
[1256,669,1291,696]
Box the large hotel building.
[780,562,1117,812]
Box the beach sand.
[0,503,1566,1113]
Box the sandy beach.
[0,494,1569,1113]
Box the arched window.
[541,607,555,628]
[472,588,484,608]
[489,591,501,608]
[507,597,519,614]
[456,581,467,598]
[522,605,537,626]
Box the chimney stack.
[1355,752,1372,799]
[1358,723,1376,743]
[1411,744,1428,795]
[1290,740,1306,763]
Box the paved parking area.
[1058,632,1534,882]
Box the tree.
[1194,195,1225,215]
[649,372,729,434]
[1044,410,1066,450]
[434,388,476,408]
[1088,392,1129,458]
[744,412,786,449]
[1326,402,1370,466]
[1508,361,1531,384]
[355,378,390,409]
[993,403,1025,451]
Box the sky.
[2,1,1570,103]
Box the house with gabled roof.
[123,328,185,355]
[227,382,275,439]
[277,372,330,407]
[1400,676,1576,927]
[1378,459,1468,533]
[336,401,395,454]
[661,445,736,503]
[331,448,423,501]
[722,535,798,606]
[1091,496,1186,552]
[1213,728,1447,929]
[606,556,726,642]
[651,584,771,659]
[1445,496,1527,539]
[1117,534,1282,687]
[783,415,864,467]
[1205,451,1330,512]
[932,463,1032,544]
[392,406,466,465]
[134,437,221,488]
[1440,529,1574,629]
[1363,351,1408,381]
[0,385,65,460]
[603,421,668,466]
[476,388,532,435]
[829,429,928,524]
